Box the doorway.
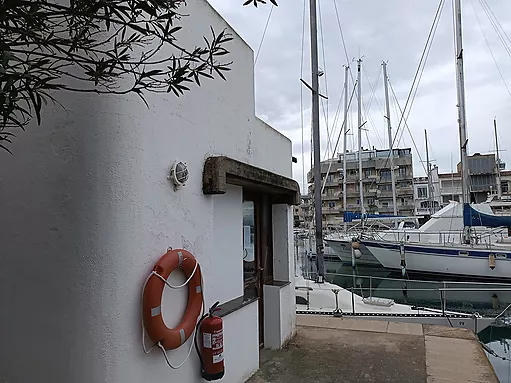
[243,192,273,348]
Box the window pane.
[243,201,256,283]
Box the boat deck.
[247,315,498,383]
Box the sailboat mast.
[309,0,324,281]
[357,59,365,219]
[494,118,502,198]
[425,129,434,215]
[454,0,470,205]
[382,61,398,216]
[343,65,349,232]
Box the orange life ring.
[143,249,203,350]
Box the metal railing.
[363,226,508,248]
[298,270,511,318]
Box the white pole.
[357,59,365,220]
[494,118,502,198]
[454,0,470,205]
[309,0,324,280]
[382,62,398,217]
[343,65,349,232]
[425,129,434,214]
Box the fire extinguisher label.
[213,352,224,364]
[212,329,223,351]
[203,333,212,349]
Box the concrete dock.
[247,315,499,383]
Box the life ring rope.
[141,248,205,370]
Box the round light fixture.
[168,160,189,187]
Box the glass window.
[417,187,427,198]
[380,170,391,179]
[328,202,336,208]
[243,201,256,289]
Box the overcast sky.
[207,0,511,193]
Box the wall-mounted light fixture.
[168,160,189,187]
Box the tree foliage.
[0,0,277,152]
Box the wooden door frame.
[243,191,273,348]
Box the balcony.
[398,186,414,195]
[323,207,342,215]
[322,193,341,201]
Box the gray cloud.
[208,0,511,192]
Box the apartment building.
[413,165,442,218]
[438,153,508,204]
[307,148,415,226]
[294,194,312,227]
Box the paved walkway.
[247,315,498,383]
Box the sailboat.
[324,60,417,265]
[296,0,498,333]
[361,0,511,280]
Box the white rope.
[141,253,206,371]
[157,336,196,370]
[151,258,199,289]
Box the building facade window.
[417,187,427,198]
[398,167,407,176]
[503,181,509,193]
[326,174,335,183]
[380,170,391,179]
[328,202,336,208]
[327,188,335,197]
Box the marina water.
[296,238,511,382]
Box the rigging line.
[396,0,444,147]
[365,107,384,149]
[474,1,511,98]
[332,0,355,83]
[300,0,307,193]
[321,83,358,193]
[328,80,349,158]
[254,4,274,65]
[318,1,329,138]
[357,0,444,195]
[480,0,511,48]
[389,79,428,175]
[321,100,334,161]
[479,0,511,60]
[362,68,385,148]
[391,0,445,153]
[363,67,385,119]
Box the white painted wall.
[267,204,296,349]
[0,1,293,382]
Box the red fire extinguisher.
[195,301,225,381]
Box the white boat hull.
[324,238,381,266]
[363,240,511,279]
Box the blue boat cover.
[463,203,511,228]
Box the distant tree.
[0,0,277,152]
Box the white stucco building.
[0,1,298,382]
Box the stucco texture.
[0,0,294,382]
